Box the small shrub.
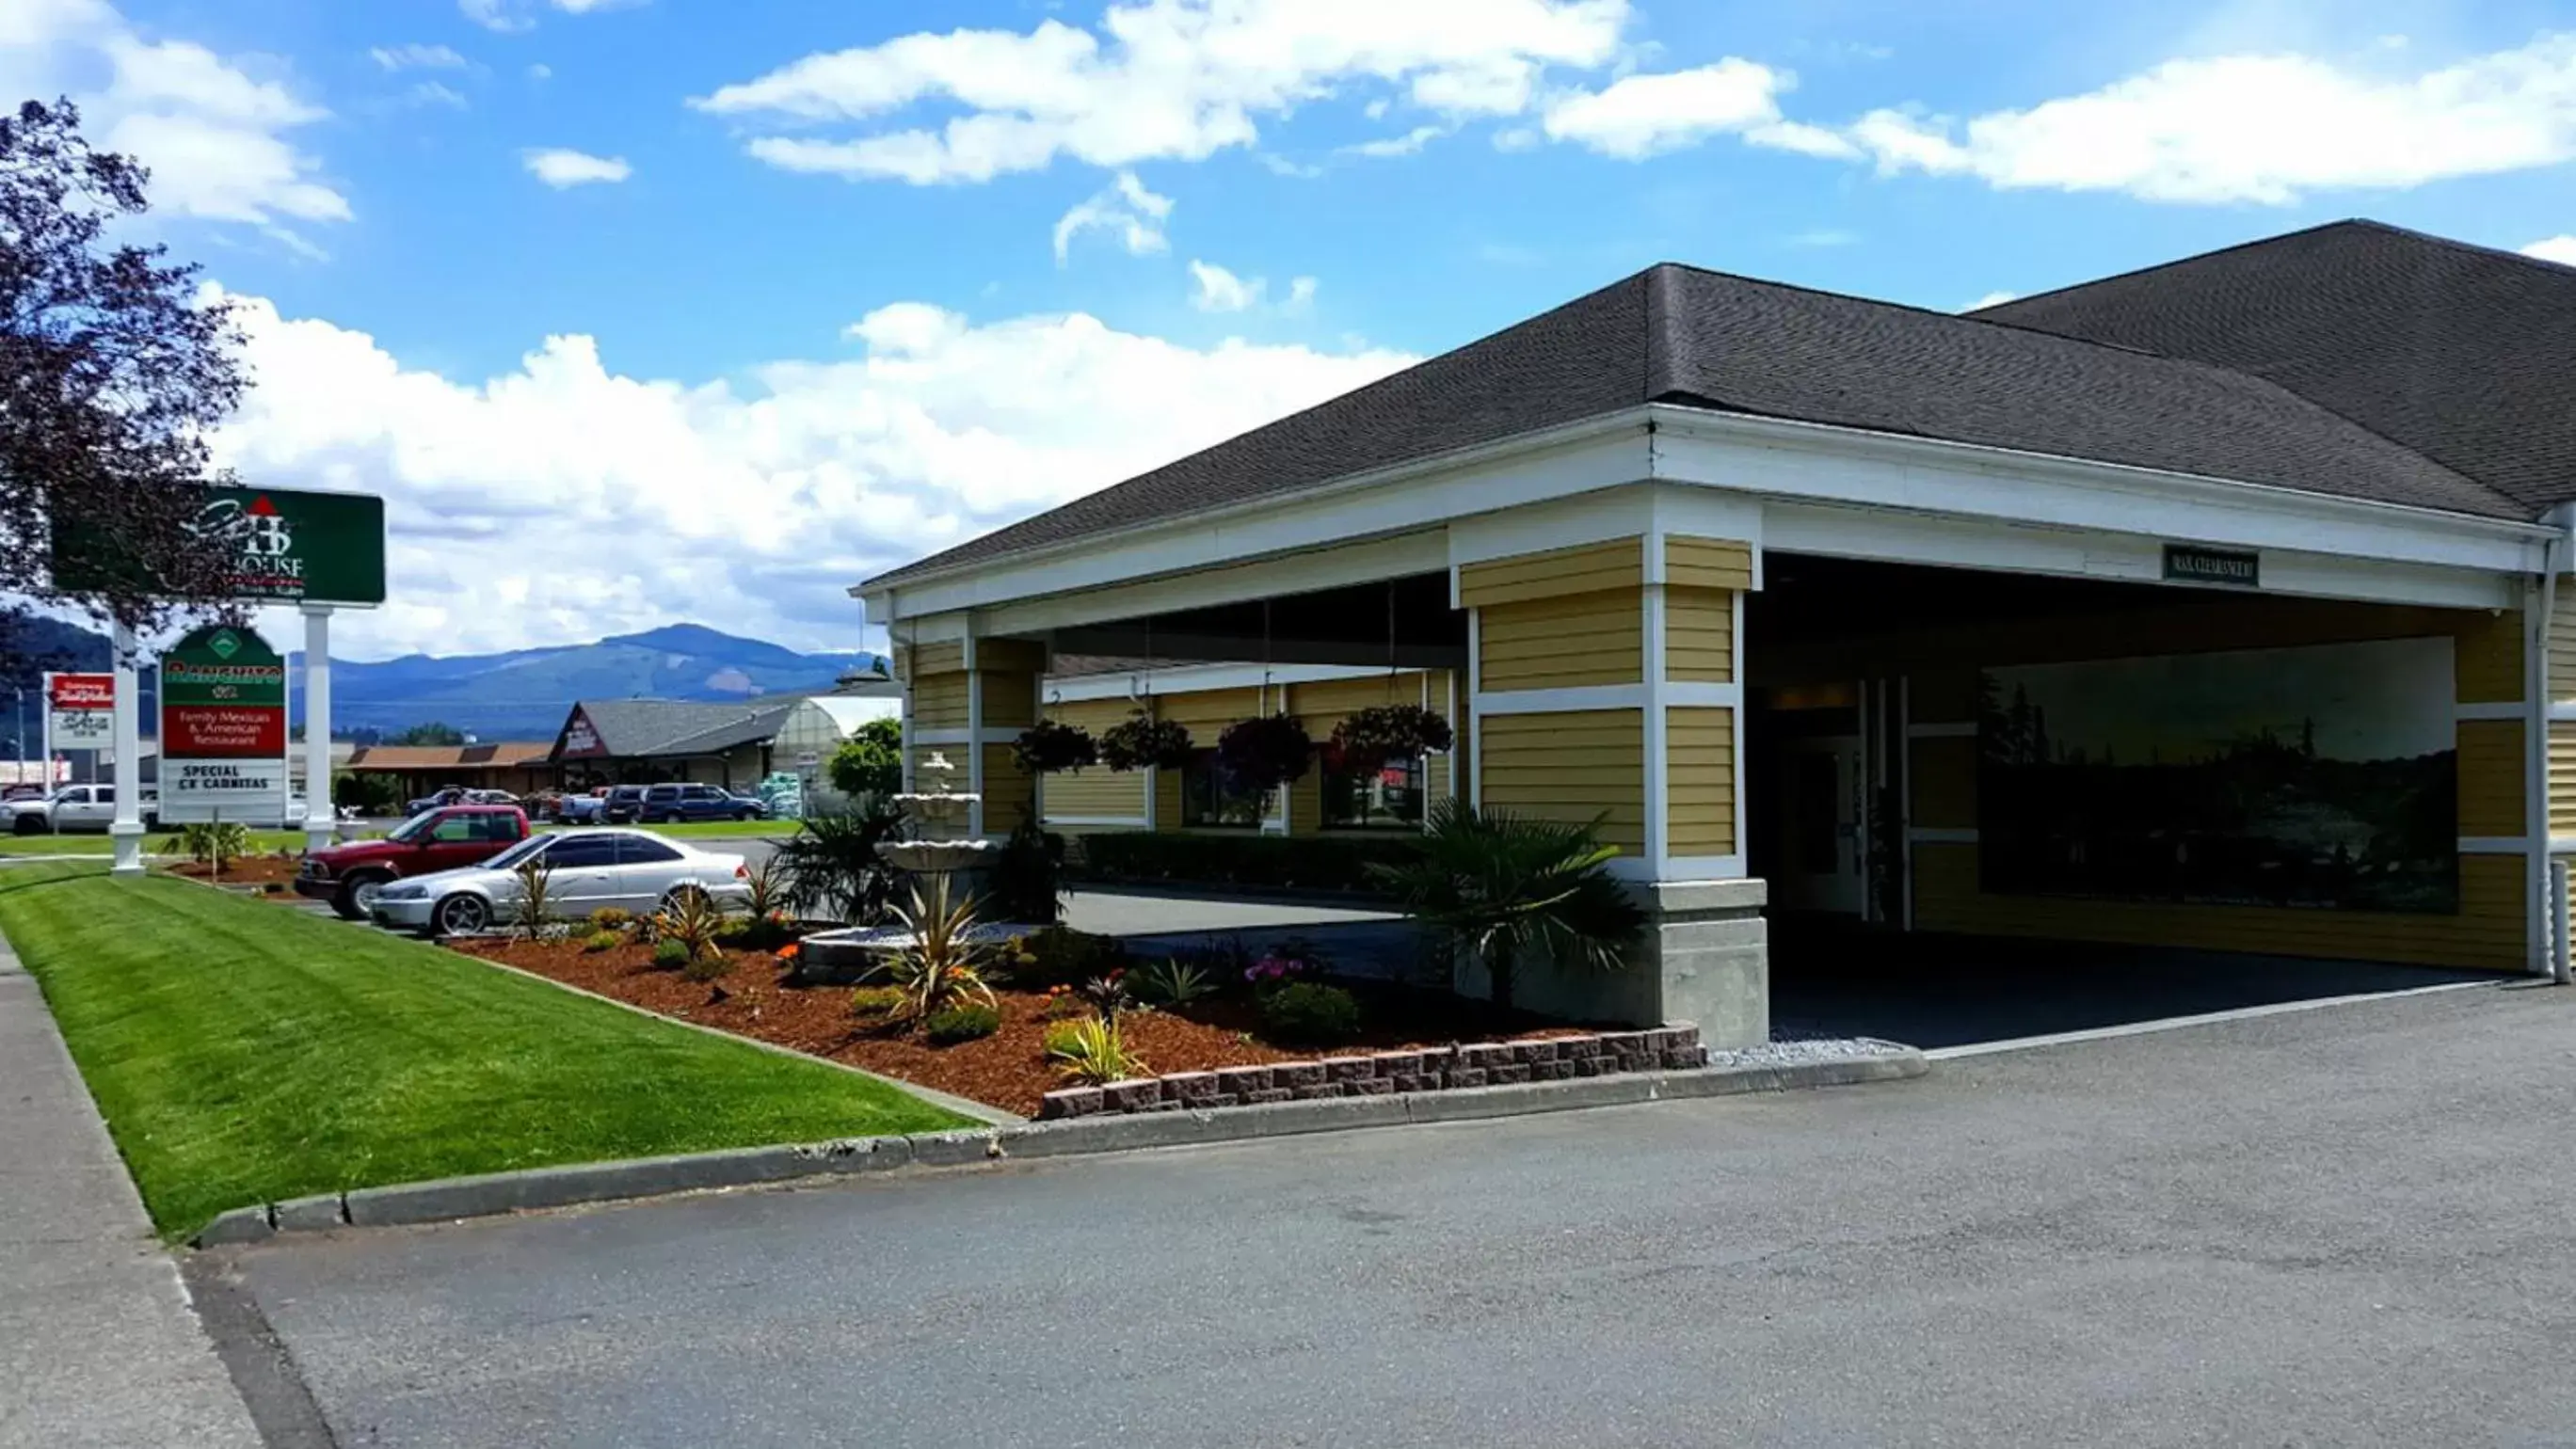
[512,854,557,941]
[1038,984,1088,1020]
[580,930,622,953]
[985,813,1065,926]
[652,888,729,964]
[681,949,734,984]
[588,907,635,933]
[1013,924,1126,989]
[923,1003,1000,1044]
[651,938,692,971]
[1260,982,1362,1047]
[1077,968,1135,1020]
[849,984,906,1017]
[1132,957,1212,1007]
[1045,1015,1147,1084]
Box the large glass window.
[1178,750,1270,828]
[1322,754,1426,830]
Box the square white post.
[303,606,335,852]
[108,624,144,877]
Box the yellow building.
[860,222,2576,1044]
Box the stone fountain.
[792,750,1025,984]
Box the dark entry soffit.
[867,220,2562,592]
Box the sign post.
[158,625,288,824]
[109,629,143,875]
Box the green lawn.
[0,862,969,1238]
[0,829,322,857]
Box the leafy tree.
[827,716,903,798]
[1,100,245,663]
[1368,799,1645,1014]
[391,722,466,746]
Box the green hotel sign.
[52,486,386,607]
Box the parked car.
[7,785,163,834]
[403,786,520,816]
[368,828,752,937]
[295,804,532,919]
[2,783,49,803]
[638,782,769,824]
[600,784,649,824]
[553,788,609,824]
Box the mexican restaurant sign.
[52,486,387,607]
[159,625,287,820]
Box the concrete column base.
[1445,877,1769,1043]
[108,823,147,878]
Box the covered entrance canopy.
[855,222,2576,1044]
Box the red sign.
[164,705,286,758]
[48,674,113,709]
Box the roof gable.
[1976,220,2576,516]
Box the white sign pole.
[39,673,51,790]
[302,606,333,852]
[108,629,143,877]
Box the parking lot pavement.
[205,981,2576,1447]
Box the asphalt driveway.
[200,980,2576,1446]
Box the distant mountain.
[289,624,885,741]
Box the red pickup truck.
[296,804,532,919]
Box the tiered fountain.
[793,751,1017,983]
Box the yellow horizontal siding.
[1458,537,1643,609]
[979,638,1048,675]
[911,673,970,729]
[1289,672,1440,738]
[1666,707,1735,855]
[2552,585,2576,703]
[1284,770,1323,837]
[2553,722,2576,836]
[978,670,1037,730]
[904,641,966,678]
[2457,719,2526,837]
[981,743,1035,833]
[1910,736,1977,830]
[1480,709,1644,853]
[1665,535,1753,591]
[1479,589,1643,690]
[1912,843,2525,971]
[2455,610,2521,705]
[1042,765,1145,820]
[1665,586,1734,683]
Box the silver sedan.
[370,828,753,937]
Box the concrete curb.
[191,1045,1927,1247]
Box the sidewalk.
[0,940,260,1448]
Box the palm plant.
[869,873,1001,1023]
[511,852,557,941]
[774,799,905,925]
[1367,799,1645,1014]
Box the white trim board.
[1046,660,1416,704]
[1040,815,1149,828]
[1906,722,1976,739]
[909,727,1024,747]
[1907,827,1979,844]
[2458,836,2535,854]
[2456,700,2529,722]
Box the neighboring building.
[856,220,2576,1042]
[776,693,899,814]
[339,740,549,799]
[548,687,897,792]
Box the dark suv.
[600,784,649,824]
[640,782,767,823]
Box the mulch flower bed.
[451,935,1591,1118]
[164,853,303,890]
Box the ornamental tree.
[1,99,245,665]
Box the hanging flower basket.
[1011,719,1098,775]
[1096,711,1193,772]
[1216,712,1314,793]
[1330,705,1454,773]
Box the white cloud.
[527,62,552,81]
[691,0,1631,183]
[370,42,467,72]
[407,81,468,109]
[2522,234,2576,265]
[1188,260,1316,314]
[1786,227,1858,247]
[1340,124,1445,157]
[1851,35,2576,203]
[1,0,349,232]
[1965,289,2021,310]
[521,147,632,186]
[1543,58,1796,158]
[1050,169,1173,264]
[208,289,1411,657]
[462,0,631,30]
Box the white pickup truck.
[6,785,158,835]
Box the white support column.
[302,606,336,852]
[108,624,143,878]
[964,633,984,841]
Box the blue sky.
[8,0,2575,659]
